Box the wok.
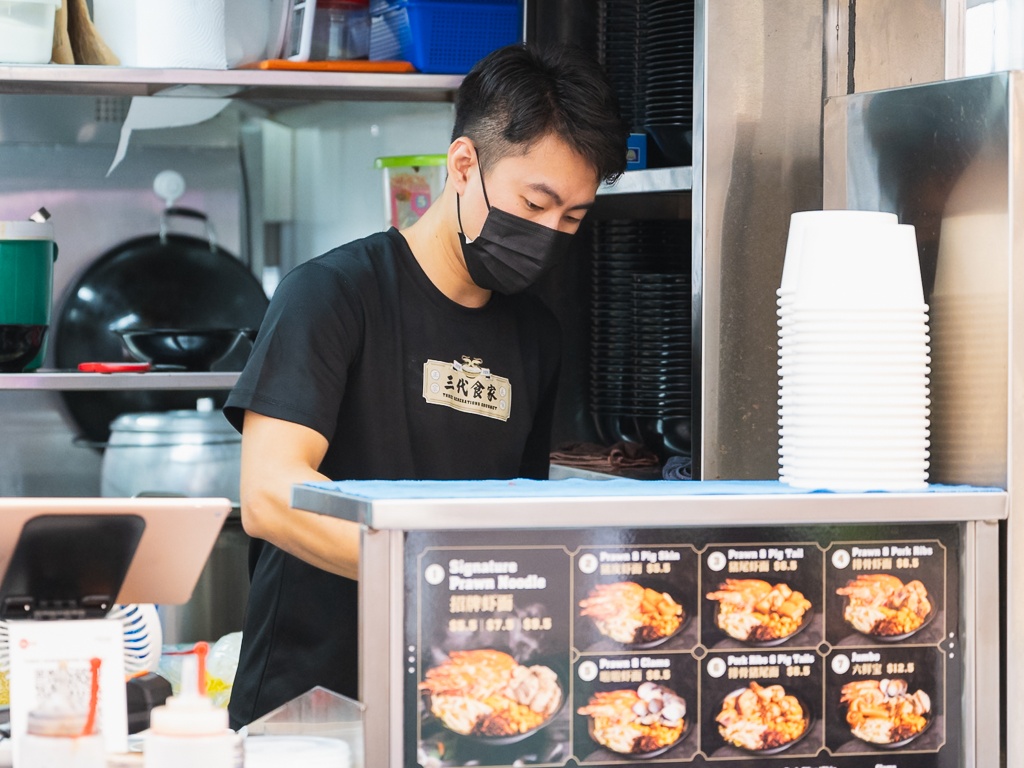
[116,327,252,371]
[55,207,269,443]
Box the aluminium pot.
[100,404,241,503]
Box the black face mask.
[457,159,575,294]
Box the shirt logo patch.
[423,356,511,421]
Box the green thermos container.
[0,220,57,372]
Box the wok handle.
[159,206,218,253]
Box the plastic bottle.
[144,643,241,768]
[20,658,105,768]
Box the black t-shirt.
[223,228,561,727]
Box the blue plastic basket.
[370,0,522,74]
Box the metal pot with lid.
[100,398,241,503]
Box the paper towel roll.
[107,97,231,176]
[93,0,227,69]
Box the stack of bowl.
[589,219,691,457]
[777,211,931,490]
[596,0,694,166]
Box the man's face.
[463,133,600,237]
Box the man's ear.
[448,136,477,196]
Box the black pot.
[55,207,269,443]
[116,327,252,371]
[0,324,48,372]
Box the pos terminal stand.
[0,513,145,621]
[0,497,232,759]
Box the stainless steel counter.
[293,479,1004,768]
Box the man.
[223,42,627,728]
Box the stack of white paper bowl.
[778,211,931,490]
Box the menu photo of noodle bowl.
[419,648,564,745]
[836,574,934,640]
[577,681,689,758]
[715,681,812,754]
[578,580,687,649]
[705,578,813,646]
[841,678,932,747]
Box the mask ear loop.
[457,147,490,238]
[476,150,492,209]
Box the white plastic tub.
[93,0,288,68]
[0,0,60,64]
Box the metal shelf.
[0,371,239,391]
[0,65,462,103]
[599,166,693,196]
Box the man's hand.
[238,410,359,579]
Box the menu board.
[403,522,961,767]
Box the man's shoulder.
[277,230,403,298]
[306,229,402,276]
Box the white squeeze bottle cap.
[150,645,226,735]
[145,643,238,768]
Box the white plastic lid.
[0,220,55,240]
[148,654,228,736]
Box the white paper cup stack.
[777,211,931,490]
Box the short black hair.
[451,44,629,185]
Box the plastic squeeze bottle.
[144,642,240,768]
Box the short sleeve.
[224,257,366,442]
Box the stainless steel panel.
[358,526,398,768]
[1008,69,1024,768]
[293,483,1008,529]
[697,0,825,479]
[966,518,1001,767]
[825,71,1017,768]
[824,73,1011,488]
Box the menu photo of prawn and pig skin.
[700,647,824,757]
[574,652,698,761]
[410,544,574,766]
[701,541,823,649]
[825,645,945,753]
[825,538,947,646]
[574,544,699,652]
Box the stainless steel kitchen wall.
[695,0,826,478]
[0,94,245,495]
[823,71,1016,766]
[269,100,454,273]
